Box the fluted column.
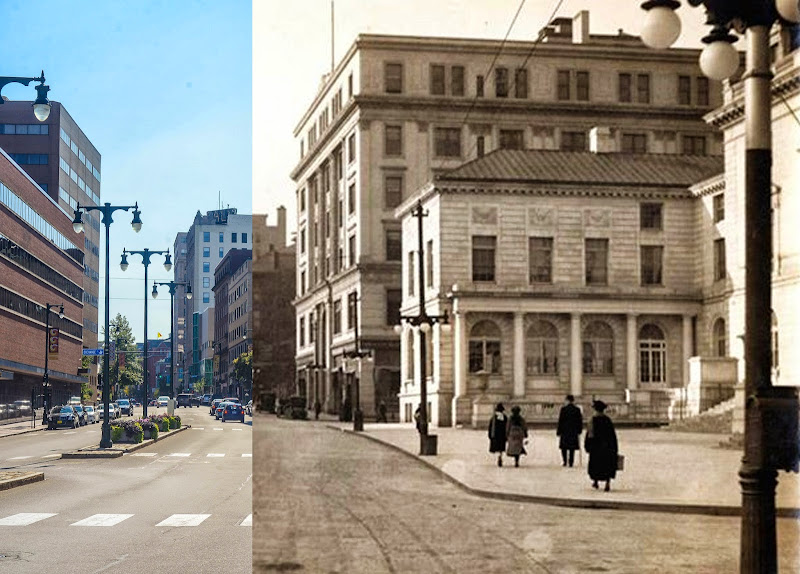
[451,310,466,425]
[682,314,693,387]
[570,313,582,397]
[513,312,525,397]
[627,314,638,391]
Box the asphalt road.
[253,414,800,574]
[0,406,251,574]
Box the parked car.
[68,396,81,406]
[83,405,97,424]
[73,404,87,426]
[221,402,245,423]
[13,400,33,417]
[97,404,117,420]
[201,394,213,406]
[148,399,158,407]
[48,405,78,429]
[190,395,202,407]
[0,404,8,420]
[117,399,132,416]
[176,393,193,408]
[222,397,241,404]
[157,396,169,408]
[279,395,308,420]
[214,401,231,420]
[210,398,224,416]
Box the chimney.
[572,10,589,44]
[277,205,287,246]
[589,127,615,153]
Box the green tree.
[232,350,252,384]
[104,314,142,400]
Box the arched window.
[771,311,779,372]
[526,320,559,375]
[639,323,666,383]
[469,320,502,374]
[712,318,727,357]
[583,321,614,374]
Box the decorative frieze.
[471,206,497,225]
[528,207,555,227]
[583,208,611,228]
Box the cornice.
[690,174,726,198]
[436,182,696,200]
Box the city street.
[0,406,251,573]
[254,413,800,574]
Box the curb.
[0,426,46,439]
[61,424,191,459]
[327,425,800,519]
[0,471,45,491]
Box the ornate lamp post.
[152,280,192,403]
[121,247,171,418]
[72,202,142,448]
[41,303,64,425]
[0,71,51,121]
[394,200,451,455]
[343,292,371,432]
[640,2,800,571]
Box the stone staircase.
[664,396,736,433]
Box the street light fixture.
[0,71,51,121]
[342,292,372,432]
[120,247,171,419]
[41,302,64,425]
[72,202,142,448]
[152,280,192,402]
[639,2,800,571]
[393,200,451,455]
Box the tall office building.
[0,101,102,392]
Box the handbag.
[616,454,625,471]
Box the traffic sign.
[82,349,104,356]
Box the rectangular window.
[641,245,664,285]
[618,73,632,102]
[529,237,553,283]
[576,71,589,101]
[300,270,306,295]
[585,238,608,285]
[218,232,223,242]
[231,233,237,243]
[219,248,224,257]
[430,64,445,95]
[471,235,496,282]
[242,233,248,243]
[385,175,402,208]
[697,76,709,106]
[426,239,434,287]
[203,262,210,272]
[299,316,305,346]
[348,73,353,98]
[386,229,402,261]
[347,291,357,330]
[622,133,647,154]
[203,292,210,304]
[385,125,402,156]
[386,289,402,326]
[451,65,465,96]
[637,74,651,103]
[561,131,587,151]
[714,238,726,281]
[348,183,356,214]
[557,70,570,100]
[348,133,356,163]
[476,75,484,97]
[678,75,691,105]
[498,129,524,150]
[385,62,403,93]
[300,228,306,253]
[477,136,485,158]
[495,67,508,97]
[713,193,725,223]
[640,203,663,230]
[434,127,461,157]
[333,300,342,334]
[407,251,415,296]
[348,234,356,267]
[514,68,528,99]
[203,277,210,288]
[203,247,210,258]
[682,135,707,156]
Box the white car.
[83,405,98,424]
[157,396,169,408]
[97,404,117,420]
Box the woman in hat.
[487,403,509,467]
[584,400,618,491]
[506,405,529,467]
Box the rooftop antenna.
[331,0,335,73]
[218,190,221,210]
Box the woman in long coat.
[487,403,508,467]
[584,400,618,491]
[506,406,529,467]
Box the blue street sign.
[82,349,104,356]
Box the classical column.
[682,314,693,388]
[513,312,525,397]
[627,314,638,391]
[570,313,582,397]
[451,310,466,425]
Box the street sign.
[48,328,59,360]
[82,349,104,356]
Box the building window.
[498,129,523,150]
[348,183,356,214]
[451,65,465,96]
[203,247,210,258]
[557,70,570,100]
[576,71,590,101]
[583,321,614,374]
[639,324,666,383]
[300,270,306,295]
[203,231,210,242]
[641,245,664,285]
[430,64,445,95]
[219,248,224,257]
[385,62,403,93]
[242,233,248,243]
[426,239,434,287]
[348,133,356,163]
[203,292,210,304]
[561,131,586,151]
[477,136,485,158]
[299,316,305,346]
[348,73,353,98]
[385,175,402,208]
[529,237,553,283]
[333,299,342,334]
[682,135,707,156]
[713,193,725,223]
[407,251,415,296]
[514,68,528,98]
[714,238,726,281]
[622,133,648,154]
[434,127,461,157]
[697,76,709,106]
[476,75,484,97]
[386,289,401,326]
[347,291,357,330]
[713,318,727,357]
[231,233,237,243]
[202,277,210,288]
[619,73,632,102]
[771,312,779,373]
[386,229,402,261]
[678,75,691,105]
[637,74,651,103]
[468,320,502,374]
[495,67,508,98]
[300,228,306,253]
[385,125,402,156]
[526,320,558,375]
[203,262,210,272]
[585,238,608,285]
[348,234,356,267]
[472,236,496,282]
[640,203,663,230]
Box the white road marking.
[156,514,211,527]
[242,454,252,458]
[8,456,32,460]
[131,453,157,457]
[241,514,252,526]
[212,428,223,431]
[232,428,243,431]
[0,513,57,526]
[192,427,204,430]
[71,513,134,527]
[206,453,225,457]
[42,454,61,459]
[63,431,77,435]
[167,453,191,457]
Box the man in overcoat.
[488,403,509,467]
[556,394,583,467]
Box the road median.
[61,424,191,459]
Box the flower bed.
[110,419,143,443]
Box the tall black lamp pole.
[343,292,370,432]
[72,202,142,448]
[42,303,64,425]
[152,280,192,402]
[0,71,51,121]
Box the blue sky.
[2,0,252,342]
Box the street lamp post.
[41,303,64,425]
[0,71,51,121]
[394,200,451,455]
[121,247,172,419]
[72,202,142,448]
[152,280,192,403]
[640,2,800,571]
[343,293,371,432]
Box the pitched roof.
[438,149,723,188]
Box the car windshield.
[59,407,73,413]
[84,406,94,412]
[50,407,61,414]
[118,400,129,405]
[74,406,83,411]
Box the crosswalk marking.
[156,514,211,527]
[212,428,223,431]
[8,456,32,460]
[42,454,60,459]
[207,453,225,458]
[71,514,134,527]
[131,453,157,457]
[63,431,76,435]
[192,427,205,430]
[232,428,243,431]
[167,453,191,457]
[0,513,57,526]
[242,454,252,458]
[241,514,252,526]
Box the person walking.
[506,405,529,467]
[584,400,618,492]
[313,400,321,420]
[556,394,583,467]
[487,403,509,467]
[414,405,423,433]
[377,401,387,423]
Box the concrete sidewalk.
[326,421,800,517]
